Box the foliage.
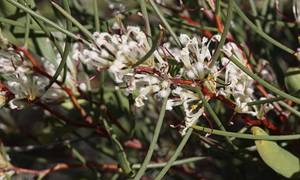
[0,0,300,179]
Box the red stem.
[35,102,107,137]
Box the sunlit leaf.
[251,126,300,178]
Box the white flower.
[256,97,274,119]
[126,73,171,107]
[167,86,206,135]
[5,75,47,101]
[175,34,220,88]
[218,42,263,116]
[0,48,30,76]
[74,26,165,83]
[166,34,221,135]
[4,72,66,109]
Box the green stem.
[154,128,193,180]
[249,0,262,30]
[148,0,182,48]
[247,96,283,106]
[61,0,72,84]
[195,86,234,149]
[154,84,233,179]
[23,0,31,49]
[1,144,8,162]
[102,112,134,177]
[4,0,90,46]
[233,1,295,56]
[132,156,207,169]
[247,88,300,106]
[44,0,72,92]
[277,101,300,118]
[191,125,300,140]
[93,0,100,32]
[215,0,220,14]
[0,17,94,31]
[140,0,152,46]
[133,97,168,180]
[209,0,234,67]
[67,144,100,178]
[247,14,300,28]
[51,1,93,40]
[165,15,219,31]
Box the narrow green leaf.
[67,143,86,164]
[134,97,168,180]
[191,125,300,140]
[51,0,93,40]
[102,108,135,177]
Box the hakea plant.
[0,16,274,136]
[72,18,273,135]
[2,0,300,179]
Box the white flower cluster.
[0,48,76,109]
[73,26,170,107]
[72,25,255,135]
[73,25,273,135]
[0,24,272,134]
[218,43,273,120]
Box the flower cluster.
[0,47,77,109]
[0,23,273,135]
[218,43,273,120]
[73,26,170,106]
[72,23,273,135]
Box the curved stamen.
[137,12,149,38]
[163,44,175,58]
[228,111,236,125]
[170,117,185,128]
[159,46,171,74]
[159,46,169,63]
[218,57,231,73]
[159,25,166,45]
[71,69,104,84]
[211,78,231,86]
[256,60,269,77]
[202,112,213,137]
[275,0,295,22]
